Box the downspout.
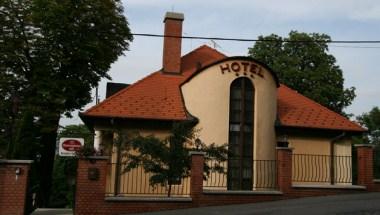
[330,132,346,185]
[110,118,121,195]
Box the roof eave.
[79,112,191,129]
[276,124,366,135]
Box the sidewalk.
[30,193,380,215]
[130,192,380,215]
[31,208,73,215]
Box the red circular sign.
[62,139,82,151]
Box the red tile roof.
[277,85,364,132]
[82,45,365,132]
[82,45,226,121]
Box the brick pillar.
[75,156,109,215]
[0,160,33,215]
[355,144,374,190]
[276,147,293,194]
[189,151,205,205]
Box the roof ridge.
[279,84,364,130]
[200,44,228,57]
[84,71,159,114]
[181,44,227,59]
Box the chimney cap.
[164,12,184,22]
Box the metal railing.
[292,154,352,184]
[105,162,190,197]
[204,158,277,190]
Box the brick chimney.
[162,12,184,74]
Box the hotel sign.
[219,61,264,78]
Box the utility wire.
[329,45,380,49]
[132,33,380,44]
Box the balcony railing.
[292,154,353,184]
[203,158,277,190]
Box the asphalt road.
[31,193,380,215]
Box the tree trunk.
[37,114,60,207]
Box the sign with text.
[219,61,265,79]
[59,138,84,157]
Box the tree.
[122,122,228,197]
[0,0,132,206]
[248,31,355,114]
[357,107,380,145]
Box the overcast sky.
[61,0,380,126]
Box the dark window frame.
[228,77,254,190]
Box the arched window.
[228,77,254,190]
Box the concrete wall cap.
[292,184,366,190]
[276,147,294,151]
[354,144,375,148]
[105,196,192,202]
[0,159,34,164]
[203,189,282,195]
[85,156,110,160]
[164,12,184,22]
[189,151,206,156]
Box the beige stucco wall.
[288,136,331,155]
[181,59,278,161]
[288,136,352,155]
[334,139,352,156]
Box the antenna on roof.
[210,40,222,49]
[95,87,99,104]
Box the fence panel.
[204,158,277,190]
[292,154,352,184]
[105,162,190,197]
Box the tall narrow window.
[228,77,254,190]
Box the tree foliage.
[0,0,132,206]
[122,122,228,197]
[357,107,380,145]
[248,31,355,114]
[58,124,94,147]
